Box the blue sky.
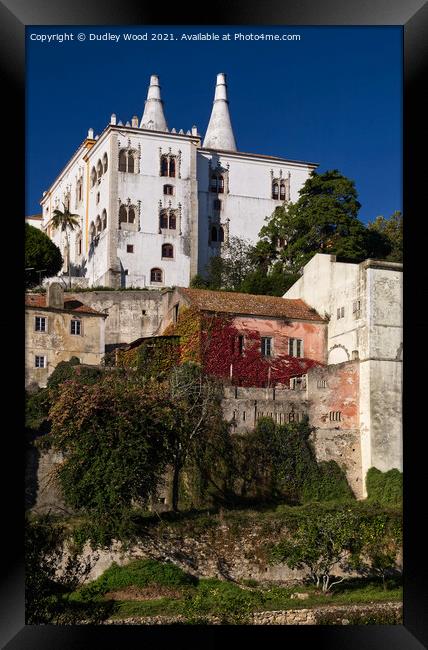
[26,26,402,223]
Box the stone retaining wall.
[103,602,402,625]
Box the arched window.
[160,210,168,229]
[280,184,286,200]
[169,212,176,229]
[219,226,225,242]
[119,150,127,172]
[91,167,97,187]
[169,157,176,178]
[162,243,174,259]
[160,155,177,178]
[97,160,103,179]
[89,221,95,241]
[96,192,100,205]
[211,226,218,242]
[151,268,163,283]
[102,209,107,230]
[96,215,102,233]
[127,152,135,174]
[163,184,174,195]
[119,204,137,228]
[103,153,108,173]
[160,156,168,176]
[119,205,127,224]
[272,183,279,199]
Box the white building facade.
[39,73,317,289]
[284,253,403,492]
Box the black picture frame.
[4,0,427,647]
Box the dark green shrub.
[47,357,81,389]
[78,559,197,600]
[366,467,403,506]
[302,460,354,503]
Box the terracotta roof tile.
[25,293,105,316]
[178,288,325,322]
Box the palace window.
[35,355,46,368]
[213,199,222,211]
[279,184,286,200]
[159,209,177,230]
[96,215,102,234]
[163,184,174,195]
[211,226,218,242]
[353,300,361,319]
[162,243,174,259]
[97,160,103,180]
[70,319,82,336]
[119,204,137,228]
[119,149,137,173]
[103,153,108,173]
[160,155,177,178]
[89,221,95,241]
[127,245,134,253]
[96,192,100,205]
[102,209,107,230]
[337,306,345,319]
[90,167,97,188]
[150,268,163,283]
[272,183,279,199]
[289,338,303,357]
[210,172,224,193]
[35,316,46,332]
[261,336,272,357]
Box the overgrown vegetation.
[366,467,403,506]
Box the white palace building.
[38,73,317,288]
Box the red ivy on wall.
[200,314,322,388]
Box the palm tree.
[51,203,80,288]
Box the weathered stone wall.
[71,290,163,346]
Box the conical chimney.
[140,74,168,132]
[203,73,237,151]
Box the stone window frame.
[34,315,47,333]
[337,306,345,319]
[126,244,134,253]
[163,184,174,196]
[160,152,180,178]
[289,337,304,358]
[118,202,138,230]
[159,208,178,232]
[102,209,107,230]
[329,411,342,422]
[270,170,291,202]
[103,152,108,173]
[34,355,46,369]
[95,215,102,234]
[150,267,163,284]
[118,148,139,174]
[70,318,82,336]
[90,167,97,188]
[161,243,174,260]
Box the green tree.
[167,362,224,511]
[355,512,402,590]
[25,223,63,288]
[204,236,256,291]
[51,203,80,288]
[368,211,403,262]
[48,372,171,543]
[270,506,360,592]
[254,169,389,274]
